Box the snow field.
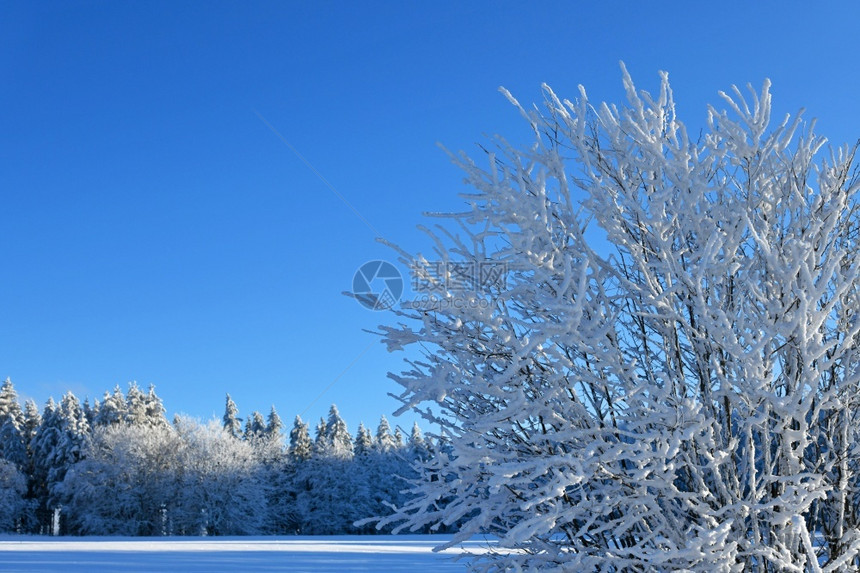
[0,535,489,572]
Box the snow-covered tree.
[288,416,312,462]
[222,394,242,439]
[354,423,374,457]
[21,400,41,448]
[256,406,289,534]
[93,386,126,427]
[119,382,167,427]
[323,404,353,459]
[125,383,148,426]
[29,398,58,532]
[0,458,26,532]
[265,405,283,441]
[143,385,168,427]
[0,379,26,468]
[62,423,180,535]
[408,422,429,462]
[378,66,860,571]
[0,378,23,425]
[392,426,405,449]
[244,410,266,442]
[312,417,327,455]
[375,415,395,453]
[266,415,312,534]
[82,398,97,427]
[30,393,90,534]
[50,393,90,531]
[64,417,268,536]
[353,429,420,535]
[172,418,267,535]
[0,380,26,531]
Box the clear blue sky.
[2,1,858,435]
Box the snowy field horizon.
[0,534,491,572]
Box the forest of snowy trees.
[0,378,431,536]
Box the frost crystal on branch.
[379,64,860,572]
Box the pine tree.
[313,417,327,455]
[0,378,23,426]
[393,426,405,449]
[324,404,353,459]
[93,386,126,427]
[0,378,26,467]
[244,411,266,441]
[354,423,374,457]
[288,416,312,462]
[125,383,148,425]
[409,422,424,448]
[50,392,90,525]
[265,405,283,441]
[375,415,395,452]
[82,398,97,427]
[222,394,242,438]
[143,385,167,427]
[20,399,42,531]
[30,398,60,533]
[21,400,41,452]
[409,422,429,461]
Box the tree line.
[0,378,431,536]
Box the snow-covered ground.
[0,535,487,572]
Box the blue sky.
[2,1,858,435]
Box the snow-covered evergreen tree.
[125,383,148,426]
[266,415,312,534]
[29,398,58,532]
[265,405,283,441]
[353,430,419,535]
[408,422,429,462]
[222,394,242,439]
[378,66,860,570]
[143,385,167,427]
[48,392,90,532]
[82,398,97,427]
[21,400,41,447]
[354,423,374,457]
[16,399,42,532]
[29,394,89,534]
[93,386,126,427]
[392,426,404,450]
[375,415,395,453]
[288,415,312,462]
[0,378,23,425]
[294,455,359,534]
[0,379,26,468]
[244,410,266,442]
[323,404,353,459]
[312,417,327,455]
